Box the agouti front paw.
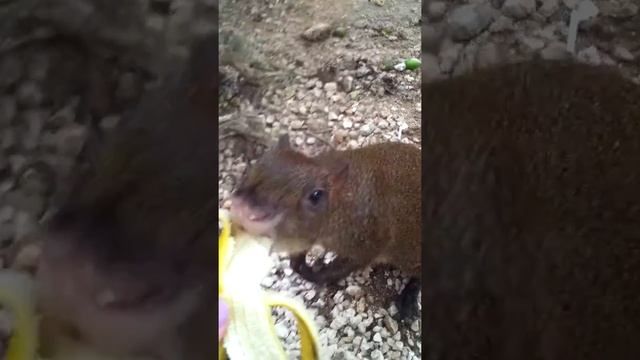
[395,277,421,323]
[289,253,355,285]
[289,253,319,283]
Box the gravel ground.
[219,0,422,359]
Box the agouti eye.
[308,190,325,205]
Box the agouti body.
[423,60,640,359]
[35,35,218,360]
[230,137,421,314]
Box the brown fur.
[423,60,640,359]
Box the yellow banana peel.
[218,209,322,360]
[0,270,39,360]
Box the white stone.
[373,332,382,342]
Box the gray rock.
[612,45,635,62]
[26,52,50,81]
[423,24,446,54]
[55,124,87,158]
[423,54,444,81]
[274,322,289,338]
[371,349,384,360]
[539,0,560,17]
[562,0,579,9]
[18,167,51,196]
[453,43,478,76]
[340,76,354,93]
[502,0,536,19]
[540,42,572,60]
[9,155,28,173]
[427,1,447,21]
[16,80,45,108]
[411,320,420,332]
[304,289,317,301]
[490,0,506,8]
[519,36,546,52]
[0,56,23,88]
[116,72,143,104]
[330,316,347,330]
[301,23,333,42]
[439,42,463,74]
[48,103,77,128]
[600,1,638,19]
[475,42,501,68]
[577,45,602,65]
[0,220,14,247]
[100,114,122,132]
[13,211,39,241]
[0,153,7,178]
[0,96,17,125]
[373,332,382,342]
[0,206,13,223]
[4,191,45,218]
[359,124,374,136]
[384,315,399,334]
[324,82,338,93]
[448,4,495,41]
[345,285,364,298]
[2,129,17,152]
[12,243,41,271]
[388,350,402,359]
[489,15,515,32]
[21,110,48,151]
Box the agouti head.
[34,34,218,358]
[230,134,348,253]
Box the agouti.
[423,60,640,359]
[230,136,422,318]
[34,34,218,360]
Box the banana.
[218,209,322,360]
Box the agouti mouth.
[229,197,282,237]
[247,212,273,222]
[95,286,173,310]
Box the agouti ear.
[276,134,291,150]
[328,161,349,189]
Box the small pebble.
[411,320,420,332]
[427,1,447,21]
[324,82,338,93]
[330,316,347,330]
[13,243,41,270]
[373,333,382,342]
[370,349,384,360]
[345,285,363,298]
[0,96,17,125]
[502,0,536,19]
[16,81,45,107]
[304,289,316,301]
[448,3,495,41]
[301,23,333,42]
[613,45,635,62]
[359,124,374,136]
